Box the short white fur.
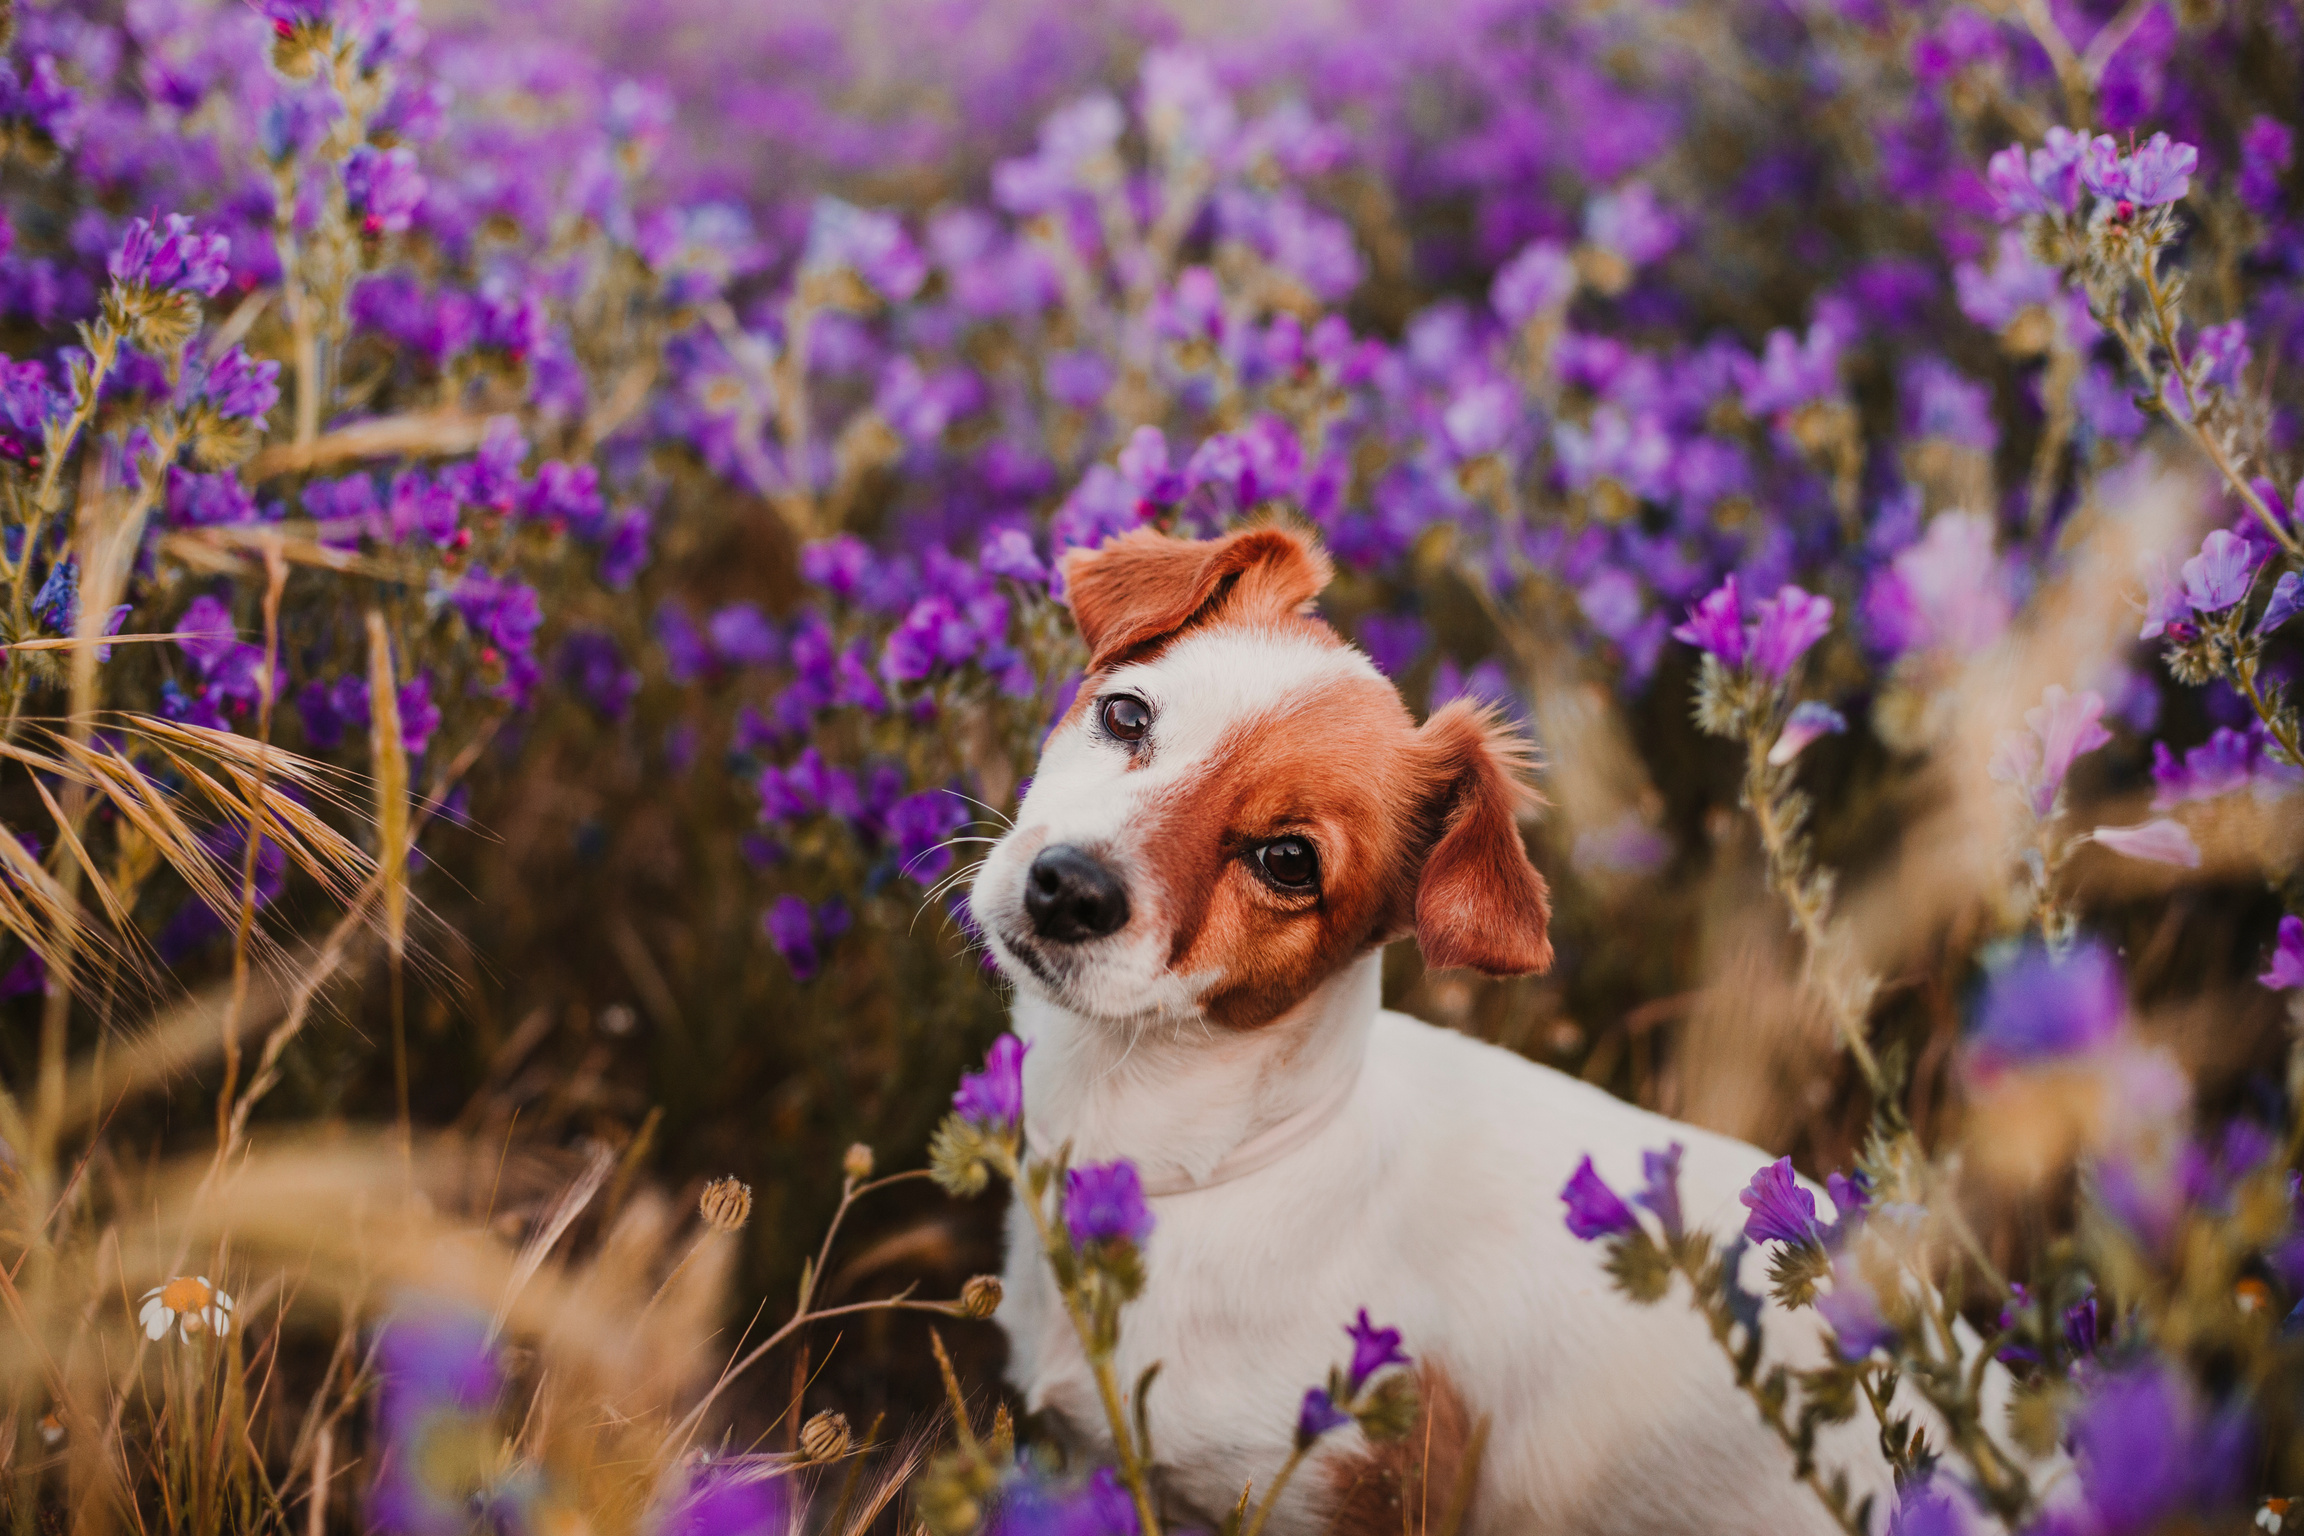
[977,620,1941,1535]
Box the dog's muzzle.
[1024,845,1130,943]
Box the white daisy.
[138,1275,233,1342]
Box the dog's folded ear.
[1062,524,1333,671]
[1411,701,1553,976]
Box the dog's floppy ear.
[1411,700,1553,976]
[1061,525,1333,671]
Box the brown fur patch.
[1324,1364,1481,1536]
[1062,523,1335,673]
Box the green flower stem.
[1742,712,1886,1096]
[1016,1165,1163,1536]
[2127,252,2302,562]
[1236,1443,1311,1536]
[1670,1246,1867,1536]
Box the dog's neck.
[1013,949,1381,1194]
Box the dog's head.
[971,523,1552,1030]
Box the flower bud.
[799,1409,851,1462]
[959,1274,1003,1319]
[699,1177,753,1232]
[844,1142,875,1181]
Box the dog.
[970,523,1899,1535]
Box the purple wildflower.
[196,347,281,422]
[1344,1310,1409,1392]
[2122,133,2198,207]
[1561,1155,1641,1241]
[1817,1256,1894,1360]
[1768,702,1847,766]
[659,1470,785,1536]
[2261,573,2302,636]
[1066,1160,1153,1247]
[952,1034,1026,1130]
[706,603,781,668]
[1738,1157,1820,1247]
[1296,1387,1351,1445]
[888,789,966,884]
[2070,1361,2248,1533]
[1748,586,1833,680]
[2181,530,2257,614]
[764,894,821,980]
[1969,940,2124,1072]
[2261,916,2304,991]
[557,632,640,720]
[1633,1142,1684,1240]
[1671,576,1746,668]
[344,144,426,237]
[109,214,230,298]
[2091,819,2202,868]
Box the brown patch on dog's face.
[1142,673,1429,1029]
[1323,1363,1479,1536]
[972,526,1552,1029]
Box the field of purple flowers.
[1,0,2302,1530]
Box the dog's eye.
[1255,837,1318,889]
[1100,694,1152,743]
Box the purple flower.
[521,461,605,538]
[2122,133,2198,208]
[1738,1157,1820,1247]
[2091,819,2201,868]
[1671,575,1746,668]
[196,347,281,423]
[1748,585,1832,680]
[659,1471,785,1536]
[655,604,711,684]
[2181,529,2257,614]
[2260,573,2302,636]
[980,528,1048,585]
[2241,116,2293,217]
[1768,702,1847,766]
[1817,1256,1894,1360]
[2194,320,2250,394]
[1991,685,2112,818]
[1344,1309,1409,1391]
[1561,1155,1640,1241]
[1492,240,1575,325]
[1357,612,1429,678]
[0,358,64,469]
[167,467,265,529]
[2261,915,2304,991]
[397,675,440,757]
[1969,940,2124,1072]
[1066,1160,1152,1247]
[2071,1361,2247,1533]
[764,893,821,980]
[557,632,640,720]
[888,789,966,884]
[2080,134,2131,201]
[344,144,426,237]
[707,603,781,668]
[1629,1143,1684,1241]
[109,213,230,298]
[369,1305,501,1536]
[952,1034,1026,1130]
[30,560,76,634]
[1583,180,1677,266]
[1888,1480,1977,1536]
[1296,1386,1351,1445]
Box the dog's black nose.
[1025,845,1130,943]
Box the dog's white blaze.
[971,626,1379,1026]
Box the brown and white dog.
[970,524,1894,1535]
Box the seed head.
[699,1177,753,1233]
[959,1274,1003,1319]
[799,1409,852,1462]
[844,1142,875,1181]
